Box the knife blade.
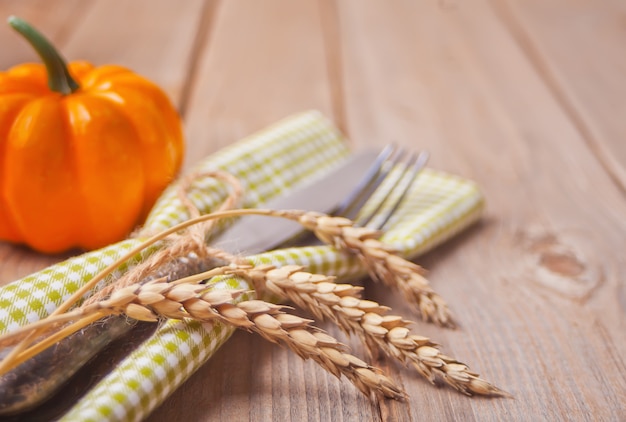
[215,149,379,255]
[0,149,380,417]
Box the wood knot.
[538,250,585,278]
[516,228,603,302]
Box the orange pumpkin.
[0,17,184,253]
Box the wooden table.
[1,1,625,421]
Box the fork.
[278,145,429,249]
[335,144,429,230]
[0,145,429,416]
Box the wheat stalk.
[237,264,508,397]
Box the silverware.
[0,145,428,417]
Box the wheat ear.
[238,264,508,397]
[291,212,453,327]
[90,279,405,400]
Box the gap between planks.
[178,0,221,118]
[318,0,348,137]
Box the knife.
[0,149,380,417]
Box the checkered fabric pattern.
[0,111,484,421]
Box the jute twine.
[83,170,248,308]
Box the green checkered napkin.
[0,111,484,421]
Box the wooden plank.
[57,0,206,105]
[492,0,626,193]
[0,0,90,69]
[146,1,370,420]
[336,0,626,420]
[0,0,206,103]
[180,0,338,168]
[0,0,206,102]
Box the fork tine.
[349,149,429,230]
[333,144,397,220]
[367,150,429,230]
[353,147,408,227]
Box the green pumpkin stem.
[8,16,79,95]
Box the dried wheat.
[0,206,508,400]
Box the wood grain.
[0,0,89,69]
[337,0,626,420]
[58,0,206,104]
[0,0,625,420]
[181,0,338,168]
[493,0,626,192]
